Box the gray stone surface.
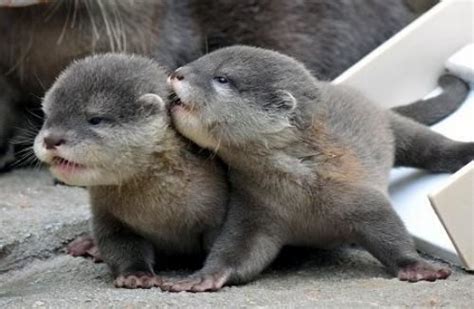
[0,168,90,273]
[1,168,473,308]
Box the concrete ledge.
[1,250,472,308]
[1,169,472,307]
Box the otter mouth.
[169,92,194,112]
[169,92,184,107]
[51,156,86,171]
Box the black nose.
[43,135,65,150]
[170,70,184,81]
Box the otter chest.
[96,189,203,254]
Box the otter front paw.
[114,272,161,289]
[398,261,451,282]
[160,269,231,293]
[66,235,103,263]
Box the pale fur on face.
[34,116,168,186]
[34,53,171,186]
[169,77,220,150]
[168,47,301,151]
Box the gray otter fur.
[164,46,474,291]
[0,0,458,170]
[33,54,228,288]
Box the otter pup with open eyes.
[163,46,474,292]
[34,54,228,289]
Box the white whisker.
[57,1,73,45]
[97,0,116,52]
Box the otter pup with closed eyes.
[34,54,228,289]
[163,46,473,292]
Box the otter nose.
[169,70,184,81]
[43,134,65,150]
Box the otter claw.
[159,270,231,293]
[114,273,161,289]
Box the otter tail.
[391,74,469,126]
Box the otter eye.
[88,117,104,125]
[214,76,229,84]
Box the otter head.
[168,46,317,150]
[34,54,169,186]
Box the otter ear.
[269,90,297,112]
[137,93,166,115]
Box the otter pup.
[33,54,228,289]
[164,46,473,291]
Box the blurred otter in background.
[0,0,166,170]
[0,0,438,170]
